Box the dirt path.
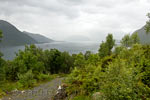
[1,78,64,100]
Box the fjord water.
[0,41,100,60]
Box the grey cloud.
[0,0,150,41]
[57,0,84,5]
[0,0,80,18]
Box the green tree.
[84,51,92,60]
[98,34,115,58]
[43,49,62,74]
[130,32,140,45]
[43,49,74,74]
[60,51,74,73]
[145,13,150,34]
[3,61,16,81]
[0,30,5,83]
[98,42,109,58]
[121,34,131,47]
[114,46,125,56]
[106,34,115,54]
[13,45,45,80]
[74,53,86,68]
[87,54,100,66]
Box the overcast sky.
[0,0,150,41]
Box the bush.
[99,59,150,100]
[0,89,6,98]
[0,82,19,93]
[66,65,101,95]
[0,58,6,83]
[72,95,91,100]
[17,70,36,88]
[37,73,52,81]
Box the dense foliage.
[65,34,150,100]
[0,43,74,96]
[121,33,140,47]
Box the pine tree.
[121,34,131,47]
[130,32,140,45]
[98,34,115,58]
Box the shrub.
[37,73,52,81]
[0,89,6,98]
[66,65,101,95]
[17,70,36,88]
[99,59,150,100]
[72,95,91,100]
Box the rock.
[53,84,67,100]
[61,83,68,88]
[92,92,102,100]
[58,85,62,90]
[12,89,18,93]
[21,91,25,94]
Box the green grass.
[72,95,91,100]
[34,74,59,86]
[0,89,6,98]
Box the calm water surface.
[0,41,100,60]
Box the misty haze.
[0,0,150,100]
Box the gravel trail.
[1,78,64,100]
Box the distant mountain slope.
[0,20,37,47]
[133,26,150,44]
[23,31,54,43]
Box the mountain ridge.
[0,20,37,47]
[0,20,54,47]
[23,31,54,43]
[133,25,150,44]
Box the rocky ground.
[1,78,64,100]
